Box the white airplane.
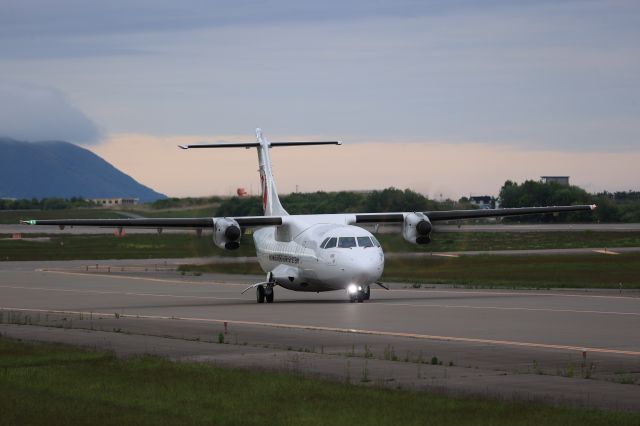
[23,128,596,303]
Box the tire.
[256,285,265,303]
[265,287,274,303]
[363,285,371,301]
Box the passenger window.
[320,237,330,249]
[357,236,374,248]
[338,237,357,248]
[370,236,381,247]
[325,237,337,248]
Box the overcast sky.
[1,0,639,197]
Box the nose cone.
[345,250,384,285]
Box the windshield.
[338,237,357,248]
[324,237,337,248]
[357,236,374,248]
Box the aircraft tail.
[179,128,341,216]
[255,128,341,216]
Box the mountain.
[0,138,166,202]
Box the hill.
[0,138,166,202]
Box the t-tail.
[179,128,341,216]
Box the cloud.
[1,1,638,151]
[0,83,102,144]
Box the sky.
[1,0,639,198]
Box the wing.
[352,204,596,224]
[21,216,283,229]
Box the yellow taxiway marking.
[36,269,638,301]
[1,307,639,357]
[3,284,637,317]
[593,249,620,255]
[0,285,243,301]
[37,269,246,287]
[375,302,640,317]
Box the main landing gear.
[348,284,370,303]
[256,283,275,303]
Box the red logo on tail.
[260,174,267,213]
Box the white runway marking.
[1,307,639,357]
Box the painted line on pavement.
[374,302,640,317]
[1,307,638,357]
[37,270,639,301]
[38,269,246,287]
[0,285,243,301]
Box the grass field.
[0,234,254,261]
[2,231,640,261]
[1,337,637,426]
[180,253,640,289]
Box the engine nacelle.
[213,218,242,250]
[402,212,432,244]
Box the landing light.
[348,284,358,294]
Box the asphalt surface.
[1,260,639,411]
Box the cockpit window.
[320,237,330,249]
[324,237,337,249]
[370,236,381,247]
[338,237,357,248]
[357,236,374,248]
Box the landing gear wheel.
[256,285,265,303]
[363,285,371,301]
[357,292,364,303]
[265,286,274,303]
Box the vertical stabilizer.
[256,128,288,216]
[178,129,340,217]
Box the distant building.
[469,195,494,209]
[541,176,570,185]
[91,197,139,207]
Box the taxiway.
[1,260,639,411]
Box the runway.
[1,260,639,410]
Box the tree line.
[3,184,640,222]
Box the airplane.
[23,128,596,303]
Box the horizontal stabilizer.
[269,141,342,147]
[179,141,341,149]
[179,143,260,149]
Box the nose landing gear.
[256,283,275,303]
[244,272,276,304]
[348,285,370,303]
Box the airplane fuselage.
[253,215,384,292]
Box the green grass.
[120,206,219,218]
[180,253,640,289]
[0,337,637,426]
[376,231,640,252]
[0,234,255,261]
[382,253,640,289]
[2,231,640,261]
[0,209,126,224]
